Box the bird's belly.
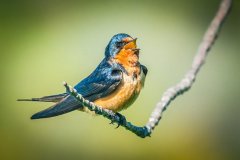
[94,73,143,112]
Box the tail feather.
[17,93,67,102]
[30,95,81,119]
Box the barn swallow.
[18,33,148,119]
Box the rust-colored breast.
[94,67,145,112]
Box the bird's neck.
[112,49,140,77]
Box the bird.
[18,33,148,119]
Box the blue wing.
[31,59,123,119]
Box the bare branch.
[145,0,232,133]
[64,0,232,138]
[63,82,150,138]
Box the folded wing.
[30,60,123,119]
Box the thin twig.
[64,0,232,138]
[145,0,232,133]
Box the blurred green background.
[0,0,239,160]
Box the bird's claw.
[109,112,126,128]
[115,112,126,129]
[109,120,114,125]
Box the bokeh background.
[0,0,239,160]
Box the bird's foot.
[115,112,126,128]
[109,121,114,125]
[109,112,126,128]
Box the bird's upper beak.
[123,38,138,50]
[127,38,137,44]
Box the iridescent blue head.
[105,33,136,58]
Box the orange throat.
[115,48,139,68]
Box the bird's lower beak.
[131,48,140,52]
[132,48,140,57]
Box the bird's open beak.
[128,38,140,53]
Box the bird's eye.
[116,41,125,48]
